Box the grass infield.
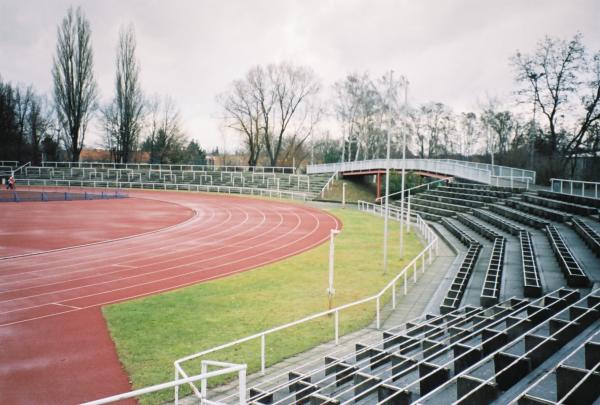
[103,207,422,404]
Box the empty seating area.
[505,199,572,222]
[441,218,479,247]
[520,230,542,298]
[546,225,590,287]
[456,213,503,241]
[489,204,549,229]
[480,237,506,307]
[571,218,600,257]
[440,244,482,314]
[16,163,334,199]
[515,328,600,404]
[239,288,600,405]
[522,193,598,215]
[472,208,523,235]
[539,189,600,209]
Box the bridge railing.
[307,159,536,185]
[307,159,492,184]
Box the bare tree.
[420,102,455,158]
[27,95,51,165]
[458,112,479,157]
[52,6,98,162]
[512,33,600,169]
[262,63,321,166]
[143,95,185,164]
[332,71,408,161]
[218,69,263,166]
[102,24,144,163]
[219,63,320,167]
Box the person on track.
[7,174,15,190]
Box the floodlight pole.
[328,229,341,310]
[383,121,391,276]
[342,182,346,208]
[399,82,409,259]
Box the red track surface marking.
[0,190,340,404]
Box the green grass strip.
[103,207,422,404]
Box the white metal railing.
[41,161,295,174]
[490,175,531,189]
[0,160,19,167]
[376,177,453,202]
[550,178,600,199]
[173,203,438,404]
[307,159,536,185]
[83,361,247,405]
[18,179,310,202]
[320,171,338,198]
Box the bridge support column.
[376,173,382,200]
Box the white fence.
[307,159,536,186]
[41,161,295,174]
[551,178,600,199]
[17,178,310,202]
[170,202,438,404]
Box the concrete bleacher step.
[448,182,526,194]
[439,185,513,199]
[489,204,549,229]
[419,289,599,404]
[538,189,600,209]
[419,192,486,209]
[472,208,524,236]
[571,218,600,258]
[440,243,482,314]
[520,231,543,298]
[428,189,500,204]
[410,197,470,213]
[441,218,480,247]
[404,201,457,219]
[522,193,598,216]
[546,224,590,288]
[506,199,572,223]
[248,288,600,404]
[456,214,503,241]
[480,237,507,307]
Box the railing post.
[376,297,380,329]
[413,262,417,283]
[334,310,339,345]
[201,361,208,401]
[174,368,180,405]
[261,334,266,375]
[239,367,247,405]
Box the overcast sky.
[1,0,599,151]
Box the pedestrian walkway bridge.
[307,159,536,188]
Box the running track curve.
[0,190,341,404]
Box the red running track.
[0,190,340,404]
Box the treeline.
[0,6,207,166]
[219,34,600,183]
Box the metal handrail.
[319,171,338,198]
[41,161,295,173]
[307,159,536,185]
[550,178,600,199]
[83,361,247,405]
[375,177,452,202]
[174,202,438,403]
[18,178,310,202]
